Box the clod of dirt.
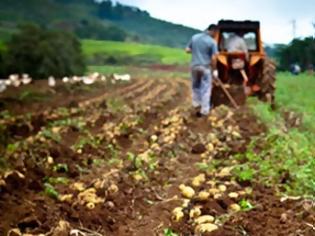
[17,216,40,231]
[4,171,26,192]
[191,143,206,154]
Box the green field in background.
[82,39,190,65]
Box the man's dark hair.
[207,24,218,31]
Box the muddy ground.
[0,75,314,236]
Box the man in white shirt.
[226,31,248,54]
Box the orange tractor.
[211,20,276,108]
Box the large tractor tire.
[257,58,276,108]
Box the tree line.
[0,24,85,79]
[274,37,315,71]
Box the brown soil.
[0,74,314,236]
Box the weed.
[41,128,61,143]
[45,177,69,185]
[18,90,50,103]
[239,199,254,211]
[0,110,11,120]
[233,164,255,183]
[107,98,126,113]
[44,183,59,199]
[53,163,68,173]
[164,228,178,236]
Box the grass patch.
[18,90,51,103]
[246,73,315,197]
[82,40,189,65]
[88,65,128,75]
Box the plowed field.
[0,76,314,236]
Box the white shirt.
[226,34,248,53]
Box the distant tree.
[4,24,86,78]
[277,37,315,70]
[0,52,4,77]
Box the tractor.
[211,20,276,108]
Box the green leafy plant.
[233,165,255,183]
[239,199,254,211]
[44,183,59,199]
[164,228,178,236]
[45,177,69,185]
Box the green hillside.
[82,39,190,65]
[0,0,198,48]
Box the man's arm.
[211,42,218,69]
[185,38,192,53]
[211,42,219,78]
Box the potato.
[206,143,214,152]
[192,174,206,187]
[179,184,195,199]
[47,156,54,164]
[209,188,220,196]
[198,191,210,201]
[59,194,73,203]
[228,192,239,199]
[229,203,241,212]
[86,202,95,209]
[150,135,158,142]
[108,184,119,194]
[217,167,234,177]
[189,206,202,219]
[182,199,190,208]
[214,193,222,199]
[195,223,218,233]
[218,184,227,192]
[172,207,184,222]
[72,182,85,192]
[194,215,215,224]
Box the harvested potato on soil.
[72,182,85,192]
[218,184,227,192]
[198,191,210,201]
[59,194,73,203]
[194,215,215,224]
[209,188,220,196]
[172,207,184,222]
[229,203,241,212]
[179,184,195,198]
[189,206,202,219]
[195,223,218,233]
[192,173,206,187]
[228,192,239,199]
[108,184,119,194]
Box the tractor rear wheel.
[257,58,276,108]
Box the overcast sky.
[115,0,315,44]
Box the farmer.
[226,30,248,55]
[185,24,218,117]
